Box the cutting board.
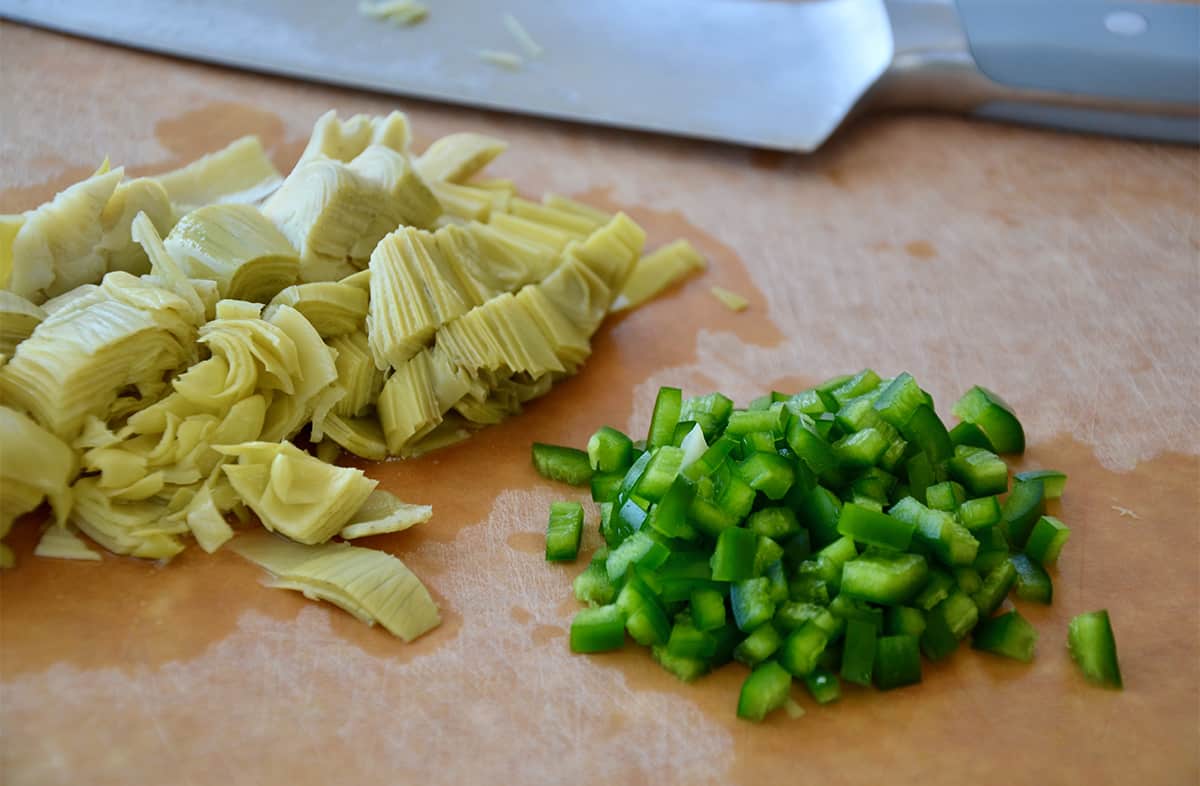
[1,21,1197,786]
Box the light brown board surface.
[1,21,1198,786]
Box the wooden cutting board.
[1,22,1197,786]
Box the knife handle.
[877,0,1200,143]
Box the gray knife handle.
[874,0,1200,143]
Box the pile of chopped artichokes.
[0,111,705,640]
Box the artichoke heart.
[96,177,176,276]
[0,271,201,441]
[153,136,283,212]
[0,290,46,357]
[513,284,592,373]
[611,238,707,312]
[435,291,564,380]
[429,180,505,223]
[184,482,235,554]
[510,197,604,236]
[232,530,440,641]
[329,331,385,418]
[260,157,385,279]
[378,349,443,454]
[415,132,507,183]
[339,489,431,539]
[165,204,300,302]
[568,211,646,293]
[321,412,389,462]
[70,476,185,561]
[296,110,412,167]
[0,405,77,557]
[346,144,442,244]
[542,193,613,225]
[268,281,367,339]
[4,167,123,303]
[34,524,101,562]
[463,222,558,291]
[258,304,339,442]
[367,227,481,369]
[488,212,575,254]
[218,440,377,545]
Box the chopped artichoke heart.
[358,0,428,25]
[488,213,575,254]
[346,144,442,238]
[0,214,24,294]
[478,50,524,70]
[70,477,185,560]
[131,212,209,320]
[570,212,646,293]
[219,441,377,544]
[0,272,201,441]
[154,136,283,211]
[431,225,501,304]
[0,406,77,542]
[472,178,516,196]
[198,317,300,400]
[268,281,367,339]
[296,110,412,168]
[542,193,613,224]
[97,177,175,276]
[339,489,432,539]
[511,197,602,236]
[710,285,749,312]
[465,222,559,290]
[611,238,707,312]
[416,132,507,184]
[232,531,441,641]
[280,547,440,641]
[261,157,384,275]
[330,331,385,418]
[367,227,476,369]
[34,525,102,562]
[258,305,339,442]
[0,290,46,357]
[514,284,592,371]
[165,204,299,302]
[429,181,505,223]
[182,483,235,553]
[378,350,443,454]
[7,167,123,302]
[537,255,613,337]
[322,413,389,461]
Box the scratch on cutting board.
[1110,505,1140,520]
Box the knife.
[2,0,1196,151]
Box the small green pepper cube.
[570,605,627,653]
[711,527,759,582]
[737,661,792,722]
[545,501,584,562]
[972,610,1038,663]
[874,634,923,690]
[1024,515,1071,568]
[1068,610,1122,689]
[952,385,1025,454]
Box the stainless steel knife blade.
[2,0,1196,149]
[0,0,894,152]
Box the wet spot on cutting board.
[905,240,938,260]
[506,531,545,555]
[153,101,286,164]
[531,624,565,646]
[510,606,533,624]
